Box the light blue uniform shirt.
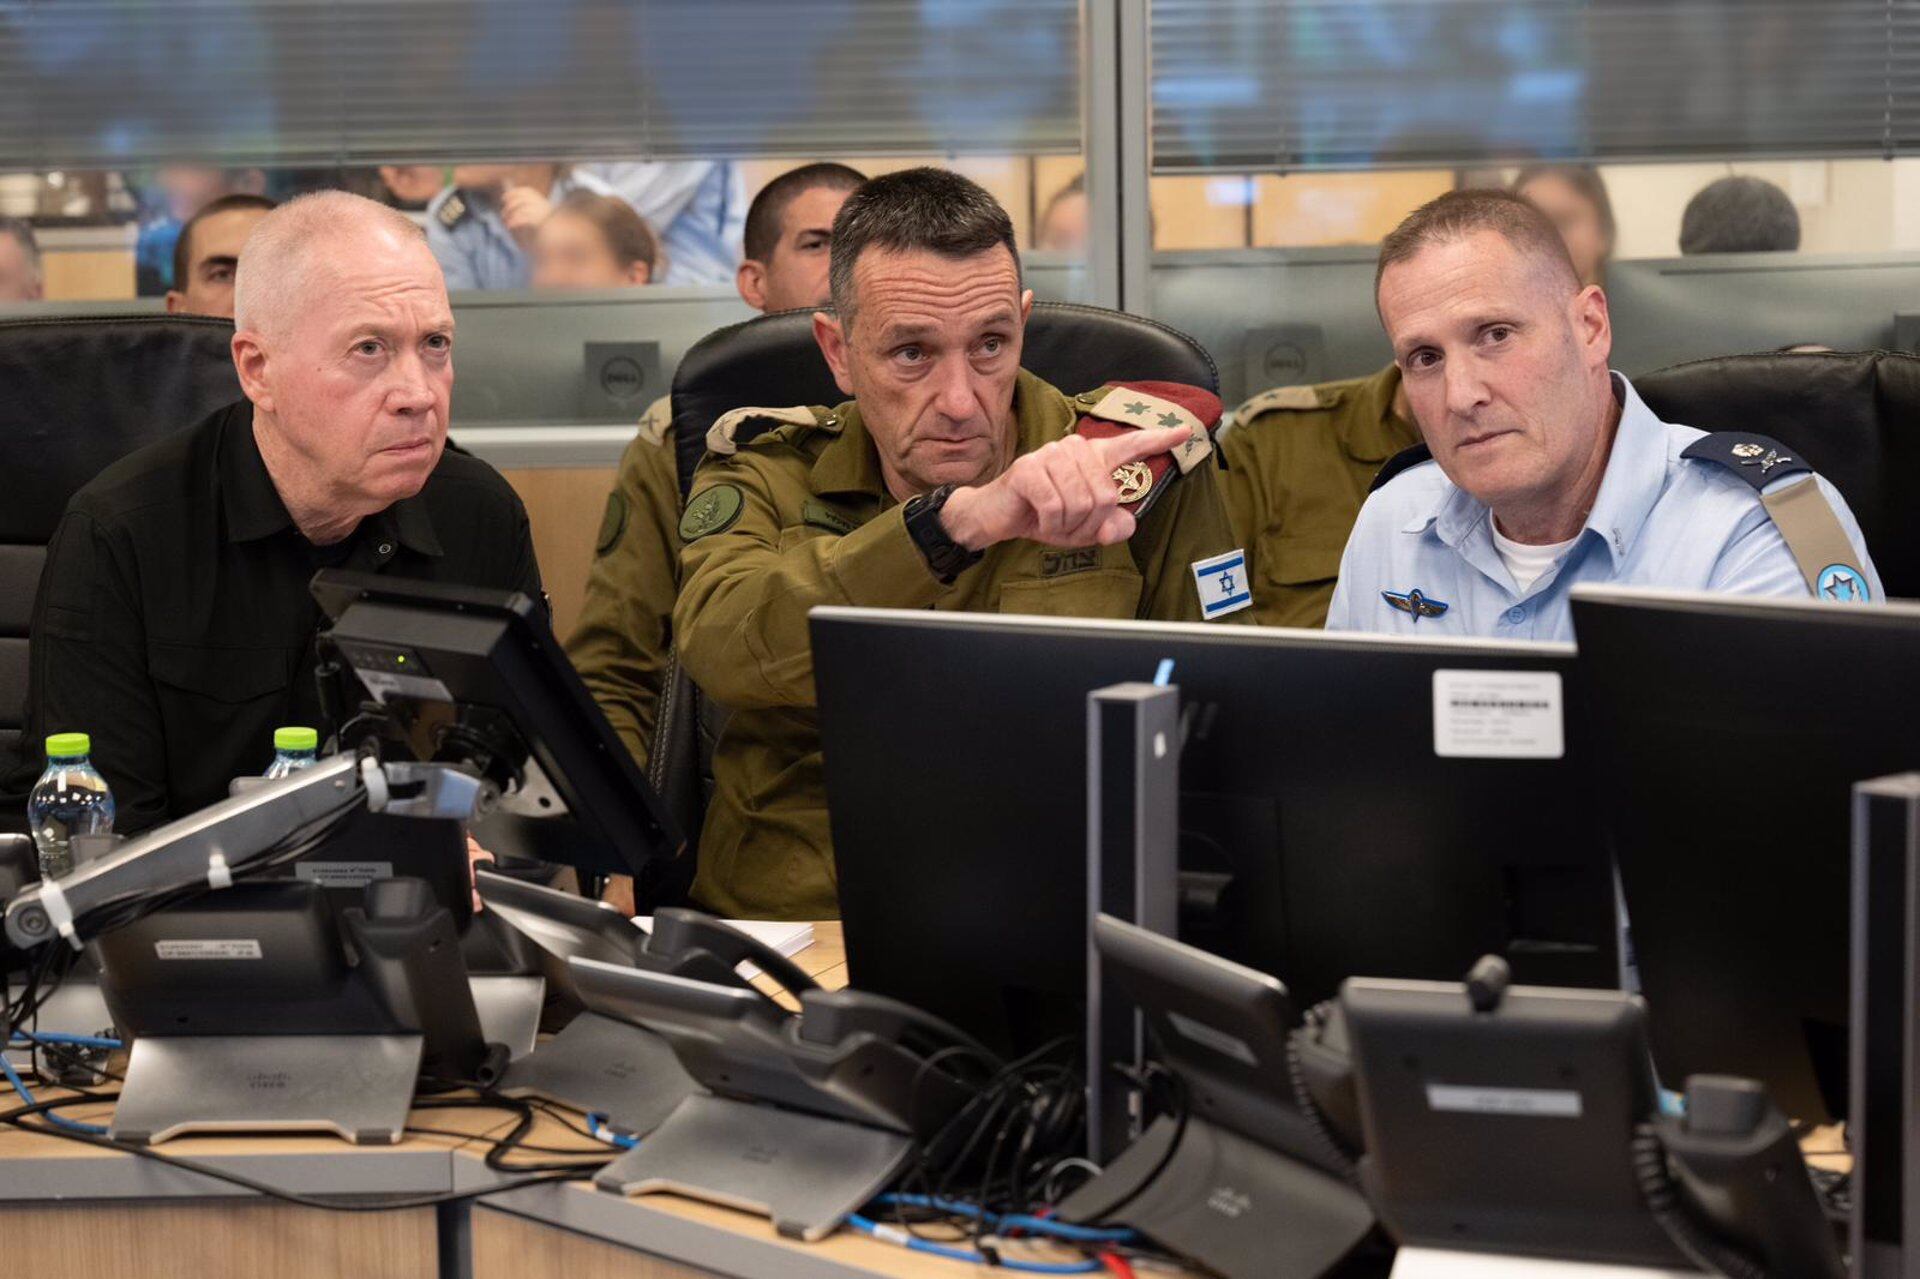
[577,161,745,286]
[425,170,618,292]
[1325,373,1881,639]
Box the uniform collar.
[1414,373,1668,572]
[220,403,443,557]
[810,368,1070,501]
[1341,363,1421,464]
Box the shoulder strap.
[705,404,832,457]
[1368,442,1434,494]
[1681,433,1868,600]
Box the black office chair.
[1635,349,1920,600]
[650,302,1220,874]
[0,314,242,815]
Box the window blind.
[1152,0,1920,173]
[0,0,1082,170]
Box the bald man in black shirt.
[21,191,541,833]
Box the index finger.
[1092,424,1194,468]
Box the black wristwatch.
[903,484,984,584]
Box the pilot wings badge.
[1382,588,1449,621]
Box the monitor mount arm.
[5,749,491,953]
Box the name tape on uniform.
[1191,549,1252,620]
[1431,669,1564,759]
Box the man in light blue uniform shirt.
[1326,189,1878,639]
[426,164,622,291]
[577,161,745,286]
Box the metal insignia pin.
[1112,461,1153,505]
[1731,442,1764,459]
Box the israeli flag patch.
[1191,549,1253,620]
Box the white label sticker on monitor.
[1432,670,1564,759]
[155,939,263,961]
[295,861,394,889]
[1426,1083,1582,1118]
[354,669,454,705]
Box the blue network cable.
[845,1213,1105,1274]
[874,1193,1138,1244]
[584,1111,639,1149]
[0,1051,109,1135]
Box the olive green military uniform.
[1220,364,1419,629]
[565,394,681,770]
[674,369,1241,920]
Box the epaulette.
[1368,442,1434,493]
[705,404,840,457]
[1678,432,1812,491]
[434,190,472,231]
[1227,383,1330,429]
[1683,432,1871,603]
[1072,381,1222,521]
[636,394,673,448]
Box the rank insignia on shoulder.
[435,191,471,230]
[1816,562,1871,603]
[1680,432,1811,491]
[1383,588,1448,621]
[1191,549,1252,620]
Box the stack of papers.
[632,916,815,982]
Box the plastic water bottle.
[264,726,320,779]
[27,733,115,881]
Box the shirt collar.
[219,403,443,557]
[1341,363,1420,464]
[810,368,1068,501]
[1411,372,1669,569]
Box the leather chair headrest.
[671,302,1219,496]
[1635,349,1920,599]
[0,314,242,541]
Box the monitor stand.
[1058,1113,1375,1279]
[468,974,545,1060]
[593,1092,914,1241]
[1391,1250,1695,1278]
[496,1011,696,1136]
[110,1034,423,1145]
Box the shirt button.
[1505,605,1527,624]
[377,542,393,556]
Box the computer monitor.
[444,286,754,425]
[312,571,685,887]
[1569,585,1920,1123]
[812,609,1618,1055]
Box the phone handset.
[641,908,820,1003]
[794,987,997,1067]
[1634,1075,1845,1279]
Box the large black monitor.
[312,571,684,888]
[812,609,1618,1055]
[1570,585,1920,1124]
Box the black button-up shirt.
[20,400,543,834]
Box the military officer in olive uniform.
[673,169,1244,920]
[1220,363,1419,628]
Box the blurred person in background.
[529,191,659,289]
[1035,172,1088,252]
[379,165,449,210]
[577,161,746,286]
[134,165,268,295]
[0,216,43,302]
[1680,175,1801,254]
[426,163,623,290]
[1513,163,1615,287]
[164,193,276,318]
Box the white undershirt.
[1491,521,1579,593]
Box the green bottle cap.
[274,726,319,753]
[45,732,90,758]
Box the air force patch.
[1383,588,1449,621]
[1191,550,1252,620]
[1817,562,1871,603]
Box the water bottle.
[265,726,320,779]
[27,733,115,881]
